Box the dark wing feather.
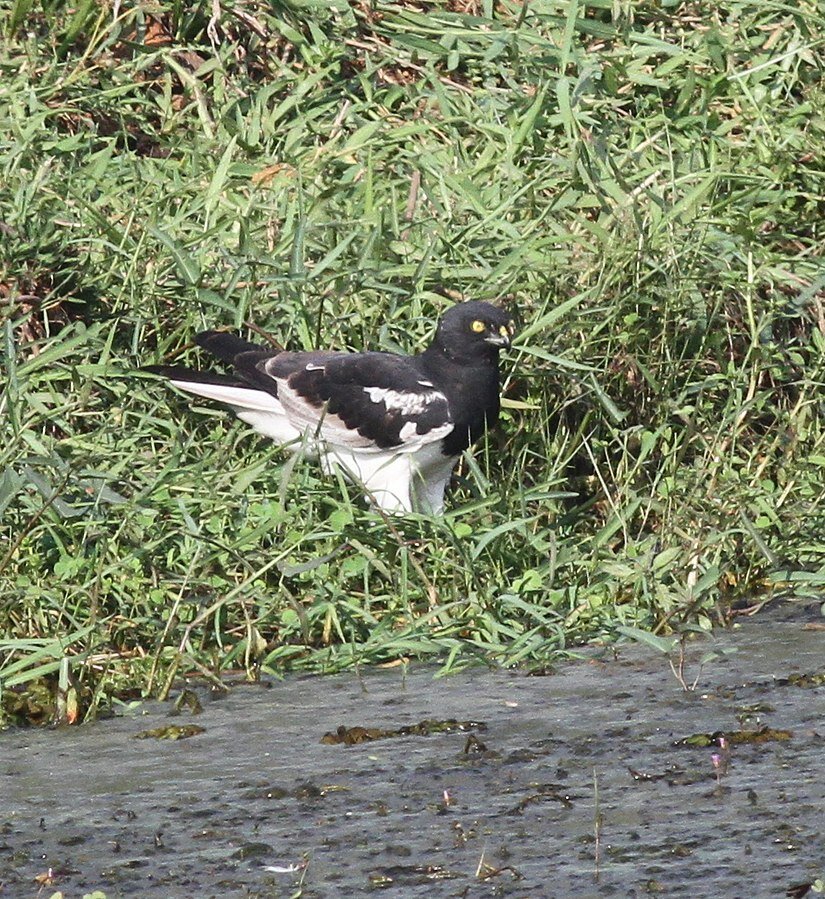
[142,364,245,388]
[144,332,279,393]
[266,352,453,450]
[192,331,286,398]
[228,349,337,400]
[149,333,454,452]
[194,330,271,364]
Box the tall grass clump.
[1,0,823,720]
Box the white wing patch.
[398,419,454,452]
[364,386,446,415]
[272,378,455,453]
[399,421,419,442]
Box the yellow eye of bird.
[471,320,486,333]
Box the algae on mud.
[2,606,823,898]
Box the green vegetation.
[1,0,823,722]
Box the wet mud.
[2,602,823,898]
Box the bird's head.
[434,301,516,363]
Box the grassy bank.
[1,0,824,722]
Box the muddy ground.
[2,600,823,898]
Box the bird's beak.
[485,324,514,348]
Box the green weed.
[1,0,824,720]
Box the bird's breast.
[437,365,500,456]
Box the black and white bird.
[146,301,515,514]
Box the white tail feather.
[169,380,283,413]
[170,380,304,445]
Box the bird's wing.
[247,351,455,452]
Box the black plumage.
[145,301,515,513]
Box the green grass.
[1,0,824,722]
